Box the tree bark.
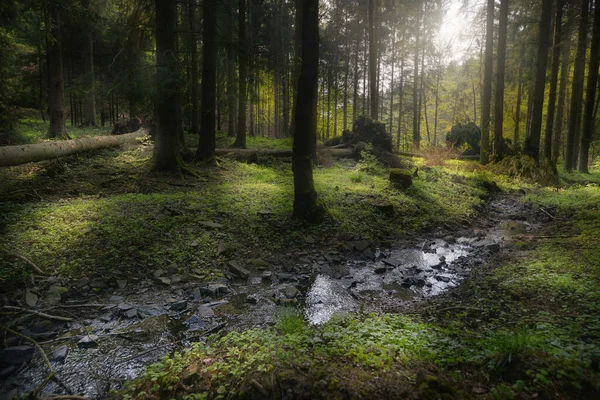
[292,0,322,220]
[368,0,377,120]
[565,0,588,171]
[153,0,182,171]
[47,1,68,139]
[578,0,599,172]
[397,58,404,151]
[412,8,421,150]
[196,0,217,161]
[553,28,571,162]
[235,0,247,148]
[389,27,395,136]
[480,0,494,164]
[82,0,96,126]
[226,0,237,138]
[494,0,509,159]
[189,0,199,135]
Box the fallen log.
[213,148,355,158]
[0,129,148,167]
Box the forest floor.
[1,131,599,399]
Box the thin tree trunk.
[418,45,425,145]
[389,28,395,136]
[48,1,68,139]
[362,28,367,116]
[368,0,377,120]
[494,0,509,159]
[227,0,236,137]
[82,0,96,126]
[514,50,524,148]
[578,0,599,172]
[326,67,331,139]
[343,27,350,132]
[412,9,420,149]
[333,66,339,137]
[235,0,247,148]
[543,0,563,161]
[565,0,588,171]
[352,25,360,125]
[293,0,322,220]
[553,27,571,162]
[196,0,217,161]
[434,74,439,146]
[397,58,404,151]
[189,0,199,135]
[480,0,493,164]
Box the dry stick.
[539,207,557,219]
[1,250,47,275]
[115,323,226,365]
[2,306,74,322]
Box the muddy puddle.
[0,194,543,398]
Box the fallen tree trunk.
[0,129,148,167]
[213,148,355,158]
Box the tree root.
[1,250,47,275]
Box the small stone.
[50,345,68,362]
[124,309,138,319]
[118,303,133,311]
[197,305,215,317]
[217,240,228,255]
[170,300,188,311]
[170,274,182,284]
[353,240,370,252]
[137,306,162,318]
[158,277,172,285]
[261,271,273,281]
[78,335,99,348]
[436,275,451,283]
[374,266,388,274]
[487,243,500,252]
[77,277,90,288]
[362,249,376,260]
[401,276,426,288]
[0,346,34,365]
[304,235,316,244]
[472,387,487,394]
[192,288,202,300]
[166,262,178,274]
[200,283,229,297]
[25,290,38,307]
[89,279,106,289]
[190,240,199,247]
[99,313,113,322]
[382,258,402,268]
[283,286,299,298]
[108,295,124,303]
[153,269,166,278]
[228,261,250,279]
[245,296,258,305]
[116,279,128,289]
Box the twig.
[115,323,226,365]
[1,250,47,275]
[539,208,556,219]
[251,379,268,396]
[2,306,74,322]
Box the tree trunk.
[352,25,360,125]
[326,67,331,139]
[412,9,420,150]
[343,26,350,132]
[578,0,599,172]
[480,0,493,164]
[333,64,339,137]
[565,0,588,170]
[397,58,404,151]
[292,0,322,220]
[82,0,96,126]
[235,0,247,148]
[494,0,509,159]
[196,0,217,161]
[368,0,377,120]
[153,0,182,171]
[226,0,236,138]
[0,130,148,167]
[553,26,571,162]
[389,28,395,136]
[47,1,68,139]
[434,74,439,146]
[189,0,199,135]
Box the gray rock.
[99,313,113,322]
[192,288,202,300]
[77,277,90,288]
[170,300,188,311]
[228,261,250,279]
[124,309,138,319]
[118,303,133,311]
[43,285,65,306]
[166,263,179,274]
[245,296,258,305]
[353,240,370,252]
[89,279,106,289]
[197,305,215,317]
[170,274,183,284]
[200,283,229,297]
[108,295,124,303]
[436,275,452,283]
[401,276,426,288]
[153,269,166,278]
[374,266,388,274]
[487,243,500,252]
[217,241,228,255]
[362,249,376,260]
[276,273,294,281]
[261,271,273,281]
[78,335,99,348]
[137,306,162,318]
[25,290,38,307]
[50,345,68,362]
[157,277,172,285]
[382,258,402,268]
[116,279,128,289]
[283,286,299,298]
[0,346,34,365]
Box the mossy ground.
[1,126,600,399]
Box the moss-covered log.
[0,129,147,167]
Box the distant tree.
[82,0,96,127]
[524,0,552,161]
[553,20,571,163]
[565,0,588,171]
[578,0,599,173]
[543,0,563,161]
[480,0,493,164]
[292,0,323,220]
[493,0,508,160]
[235,0,247,149]
[48,0,69,139]
[196,0,217,162]
[368,0,378,121]
[189,0,199,135]
[153,0,182,171]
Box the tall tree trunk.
[389,28,395,136]
[543,0,563,161]
[333,66,339,137]
[578,0,599,172]
[235,0,247,148]
[368,0,377,120]
[293,0,322,220]
[48,1,68,139]
[82,0,96,126]
[423,91,430,143]
[362,28,368,116]
[412,9,421,149]
[153,0,182,171]
[352,26,360,125]
[189,0,199,135]
[418,45,425,144]
[494,0,509,159]
[565,0,588,171]
[290,0,302,138]
[524,0,553,161]
[480,0,494,164]
[326,67,331,139]
[514,60,523,148]
[227,0,236,137]
[343,28,350,132]
[553,26,571,162]
[196,0,217,161]
[434,74,439,146]
[397,58,404,151]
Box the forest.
[0,0,599,398]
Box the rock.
[245,296,258,305]
[153,269,166,278]
[166,263,179,274]
[0,346,34,365]
[389,168,413,189]
[116,279,128,289]
[362,249,376,260]
[25,290,38,307]
[99,313,113,322]
[217,240,228,255]
[118,303,133,312]
[261,271,273,281]
[436,275,451,283]
[304,235,316,244]
[0,366,17,379]
[43,285,66,306]
[401,276,426,288]
[157,277,172,285]
[283,286,299,298]
[276,273,294,282]
[353,240,370,252]
[374,266,388,274]
[371,200,395,215]
[108,295,124,303]
[50,345,68,362]
[197,305,215,317]
[199,221,223,229]
[170,274,183,284]
[137,306,162,318]
[89,278,106,289]
[228,261,250,279]
[200,283,229,297]
[170,300,188,311]
[382,258,402,268]
[486,243,500,253]
[192,288,202,300]
[78,335,99,348]
[77,277,90,288]
[124,309,138,319]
